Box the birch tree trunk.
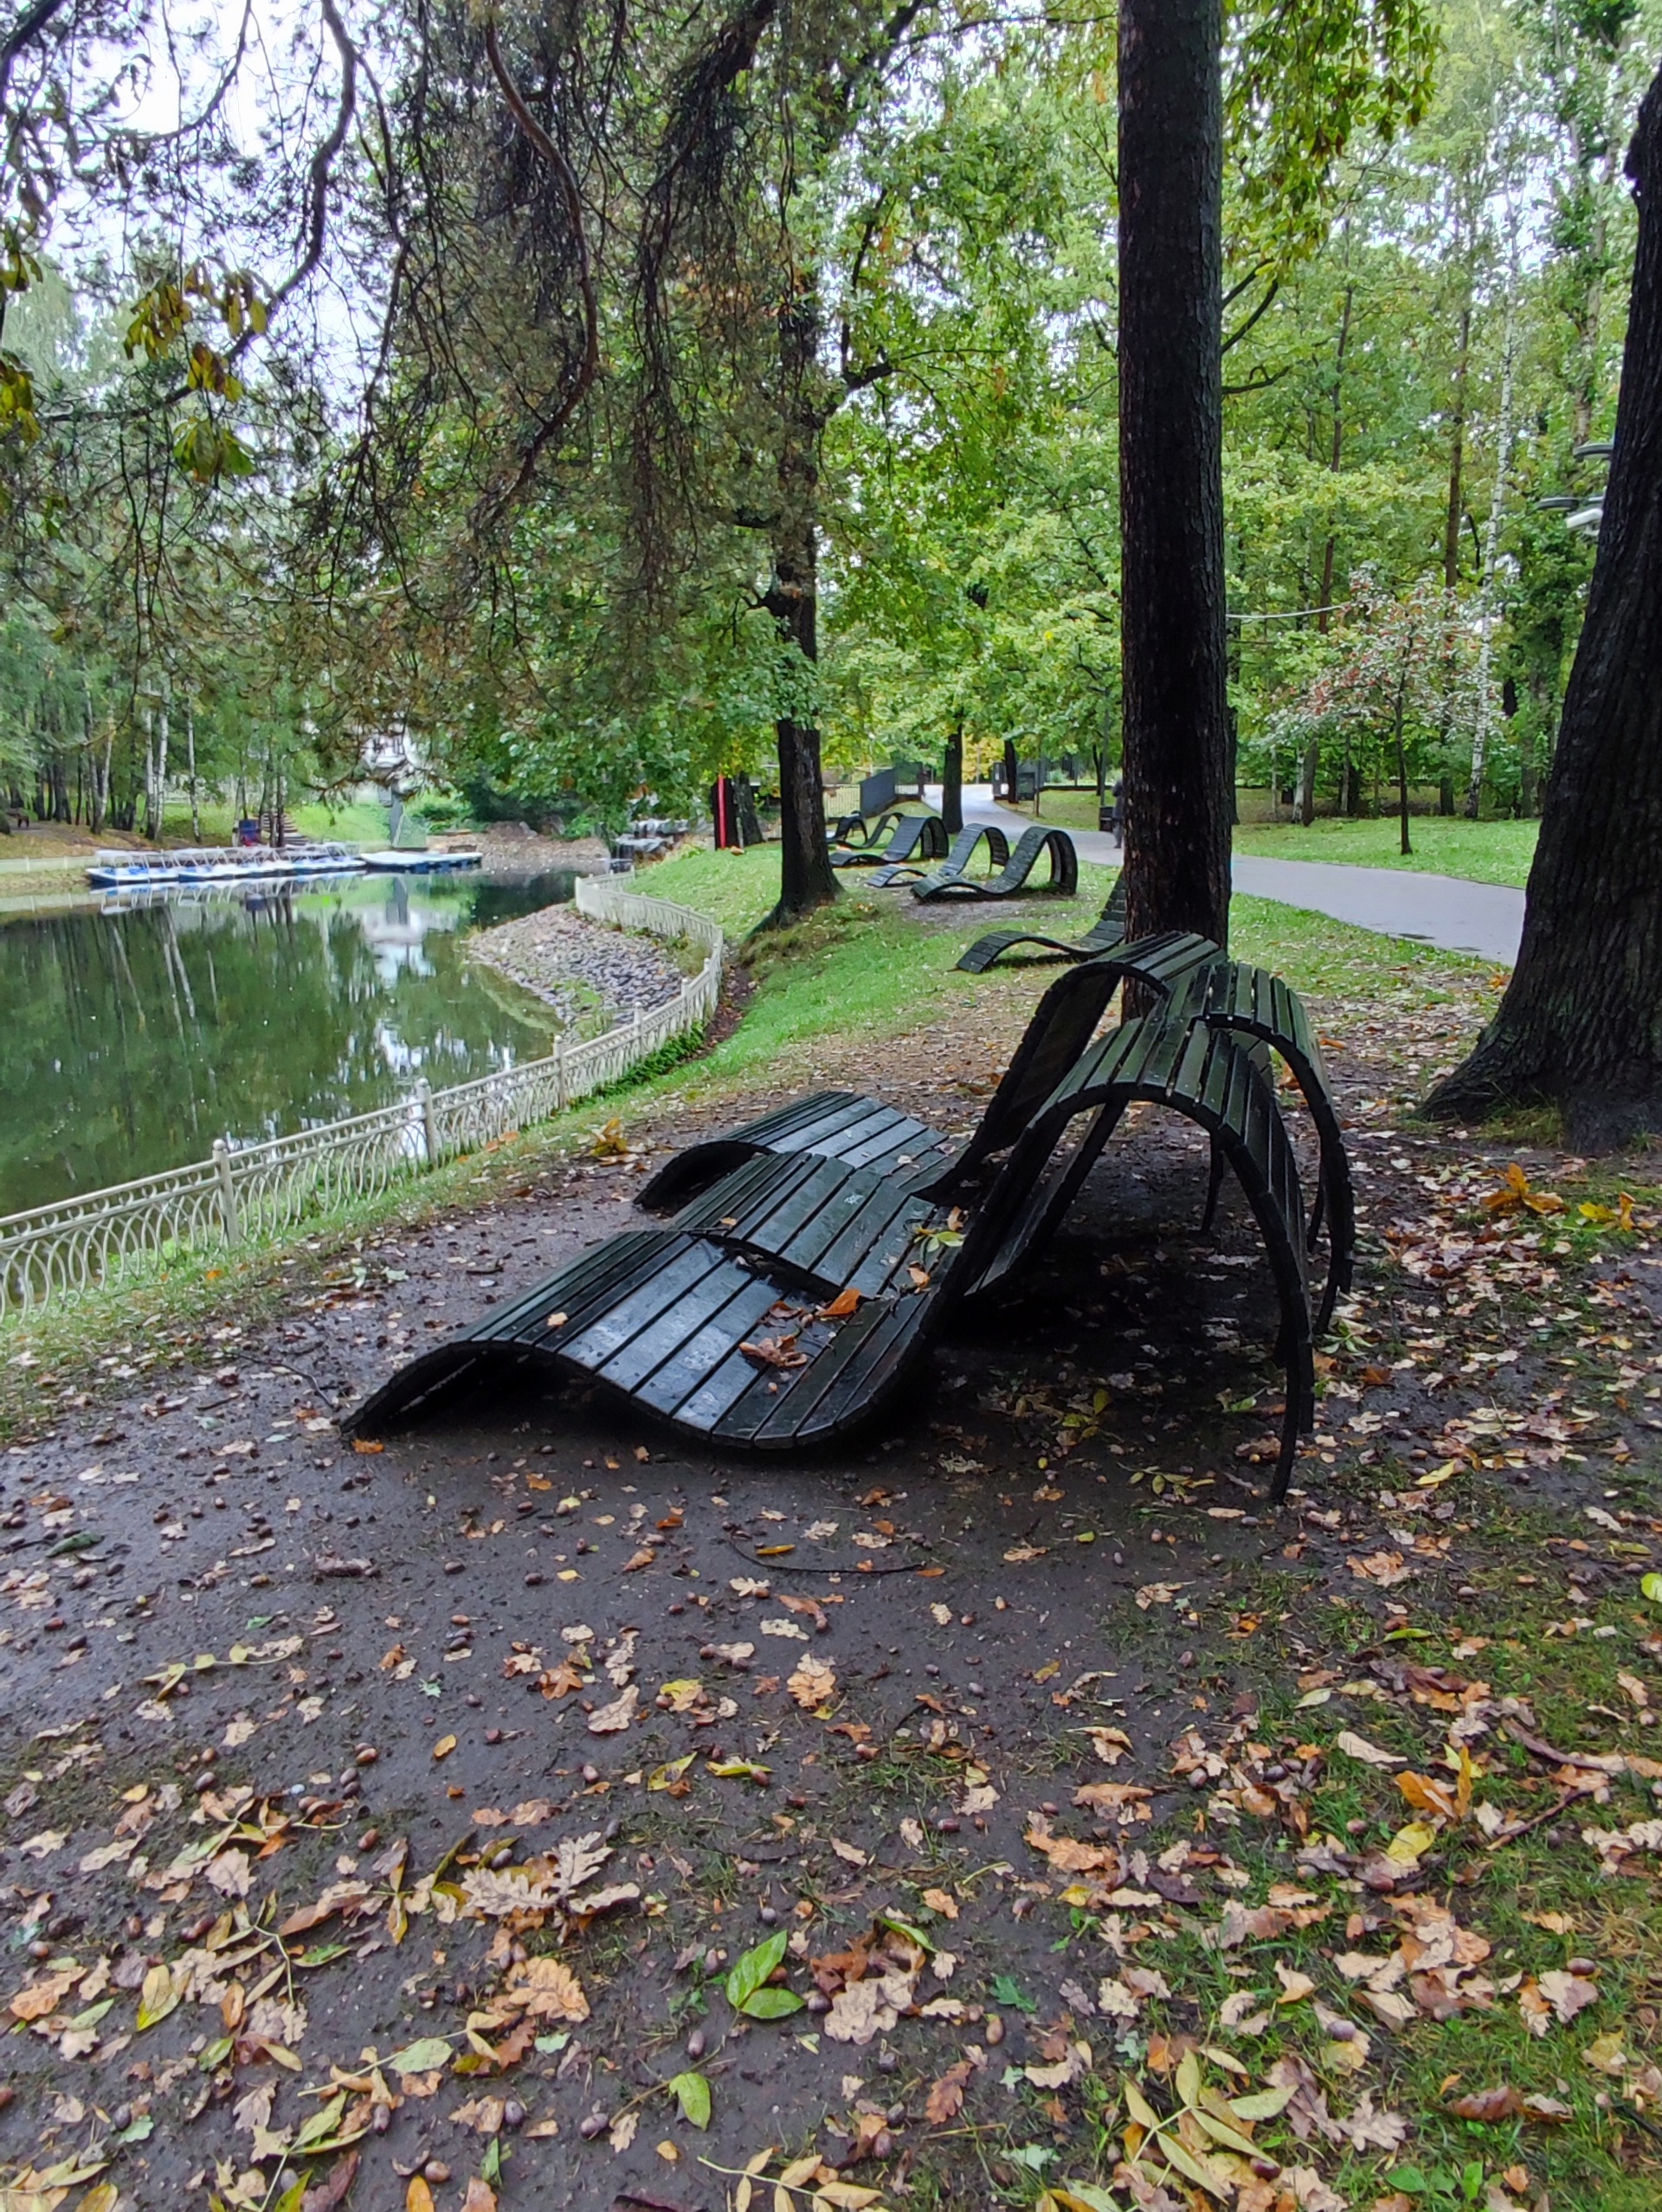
[1466,210,1521,818]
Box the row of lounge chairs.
[829,809,1079,901]
[347,906,1352,1503]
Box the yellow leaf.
[137,1962,181,2030]
[407,2182,436,2212]
[1384,1819,1438,1869]
[433,1734,458,1761]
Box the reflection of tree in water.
[0,879,562,1211]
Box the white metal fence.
[0,876,723,1323]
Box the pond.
[0,869,583,1217]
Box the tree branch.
[0,0,71,117]
[1222,275,1279,355]
[261,0,358,326]
[481,17,602,499]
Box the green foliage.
[723,1931,803,2019]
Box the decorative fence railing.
[0,875,723,1323]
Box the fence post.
[556,1032,567,1114]
[417,1077,440,1165]
[213,1139,241,1246]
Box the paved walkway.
[928,786,1524,965]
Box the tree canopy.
[0,0,1654,881]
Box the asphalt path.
[931,784,1525,965]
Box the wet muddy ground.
[2,1014,1660,2211]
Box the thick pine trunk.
[764,281,839,925]
[1426,62,1662,1147]
[1118,0,1232,949]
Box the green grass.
[989,791,1538,887]
[154,795,394,848]
[1232,814,1539,887]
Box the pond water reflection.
[0,869,578,1216]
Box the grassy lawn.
[1233,815,1538,887]
[992,791,1539,887]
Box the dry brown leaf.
[1335,1730,1403,1769]
[924,2058,973,2125]
[787,1655,836,1710]
[504,1957,589,2022]
[587,1685,639,1734]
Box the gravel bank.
[467,902,691,1029]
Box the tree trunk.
[1444,296,1472,588]
[1466,216,1522,819]
[943,720,963,835]
[1118,0,1231,948]
[1315,273,1354,647]
[1394,686,1413,856]
[763,275,838,925]
[186,704,200,841]
[1298,734,1319,827]
[1426,63,1662,1147]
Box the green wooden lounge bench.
[963,887,1352,1329]
[345,963,1331,1499]
[876,820,1008,891]
[957,874,1126,971]
[914,823,1078,902]
[833,811,949,873]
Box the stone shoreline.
[467,902,689,1030]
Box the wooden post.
[417,1077,440,1164]
[213,1139,241,1246]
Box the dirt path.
[1,992,1659,2211]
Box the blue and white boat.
[86,843,367,890]
[358,848,483,873]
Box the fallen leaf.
[432,1734,457,1761]
[503,1958,589,2022]
[925,2058,973,2124]
[1537,1969,1599,2026]
[824,1972,915,2046]
[588,1686,640,1734]
[1335,1730,1404,1769]
[787,1656,836,1710]
[668,2070,712,2129]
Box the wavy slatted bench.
[635,951,1133,1217]
[345,969,1329,1499]
[872,820,1008,891]
[915,822,1078,902]
[832,812,948,873]
[957,874,1126,972]
[828,809,895,849]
